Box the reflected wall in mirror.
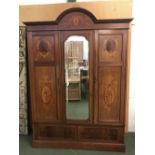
[64,36,89,120]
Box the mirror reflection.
[65,36,89,120]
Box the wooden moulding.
[24,7,133,25]
[32,139,125,152]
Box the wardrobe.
[25,8,132,151]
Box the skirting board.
[32,139,125,152]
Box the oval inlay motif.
[39,40,49,57]
[104,84,114,106]
[106,39,116,53]
[41,86,51,104]
[73,17,79,26]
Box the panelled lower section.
[33,124,124,143]
[37,124,76,140]
[32,124,125,151]
[78,126,123,142]
[32,140,125,152]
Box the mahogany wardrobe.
[25,8,132,152]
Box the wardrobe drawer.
[36,124,77,140]
[78,126,123,142]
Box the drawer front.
[78,126,123,142]
[36,124,77,140]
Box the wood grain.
[26,8,132,151]
[98,67,121,124]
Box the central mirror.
[64,36,89,120]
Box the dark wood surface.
[26,7,131,151]
[32,139,125,152]
[94,30,127,126]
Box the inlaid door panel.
[32,32,57,62]
[98,67,121,123]
[27,31,61,123]
[98,34,122,63]
[34,66,57,121]
[94,30,127,125]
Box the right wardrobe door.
[94,30,128,127]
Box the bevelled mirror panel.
[64,36,89,120]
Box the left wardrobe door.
[27,31,62,123]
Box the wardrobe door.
[60,30,94,123]
[94,30,127,125]
[27,31,61,123]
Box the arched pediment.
[56,8,96,29]
[56,7,97,23]
[24,7,132,30]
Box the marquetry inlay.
[104,83,115,106]
[106,39,116,53]
[39,40,49,57]
[41,85,51,104]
